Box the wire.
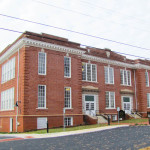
[32,0,150,34]
[80,0,150,25]
[0,27,150,60]
[0,13,150,52]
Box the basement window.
[112,115,117,121]
[64,117,73,126]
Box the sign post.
[117,107,120,125]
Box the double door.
[84,95,96,116]
[122,97,131,114]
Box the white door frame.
[84,94,96,116]
[122,96,132,114]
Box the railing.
[131,109,142,117]
[95,110,109,120]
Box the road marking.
[0,138,24,142]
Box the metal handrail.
[96,110,109,120]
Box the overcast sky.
[0,0,150,60]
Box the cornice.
[0,37,85,64]
[23,38,85,55]
[81,54,150,70]
[1,37,150,70]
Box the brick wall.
[0,32,150,132]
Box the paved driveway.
[0,126,150,150]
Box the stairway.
[127,113,141,119]
[97,116,108,124]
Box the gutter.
[134,69,138,111]
[16,48,20,132]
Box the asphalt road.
[0,126,150,150]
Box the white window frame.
[64,87,72,109]
[104,66,114,84]
[64,117,73,126]
[147,93,150,108]
[64,56,71,78]
[145,71,149,87]
[105,91,115,109]
[82,63,97,82]
[38,85,46,109]
[38,52,46,75]
[1,57,15,84]
[0,87,14,111]
[112,115,117,121]
[120,69,131,86]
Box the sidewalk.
[0,125,129,140]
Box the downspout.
[16,48,20,132]
[134,69,138,111]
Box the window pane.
[85,95,94,101]
[120,70,124,85]
[147,93,150,108]
[109,67,114,84]
[82,63,86,80]
[106,91,115,108]
[90,103,94,110]
[124,71,127,85]
[105,92,109,108]
[86,103,89,110]
[104,67,108,84]
[110,92,115,108]
[38,52,46,75]
[82,63,97,82]
[145,72,149,87]
[92,65,96,81]
[127,71,131,85]
[87,64,91,81]
[64,87,71,108]
[64,57,71,77]
[1,57,15,83]
[120,70,131,86]
[1,87,14,111]
[38,85,46,108]
[64,117,72,126]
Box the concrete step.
[127,113,141,119]
[97,116,108,124]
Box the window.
[104,66,114,84]
[38,85,46,108]
[105,91,115,109]
[82,63,97,82]
[64,87,71,108]
[1,87,14,111]
[112,115,117,121]
[145,71,149,87]
[1,57,15,83]
[64,117,73,126]
[64,57,71,77]
[120,69,131,86]
[38,52,46,75]
[147,93,150,108]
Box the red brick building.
[0,31,150,132]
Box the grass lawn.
[119,118,148,124]
[0,118,149,134]
[24,124,108,134]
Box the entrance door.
[10,118,13,132]
[85,95,96,116]
[123,97,131,114]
